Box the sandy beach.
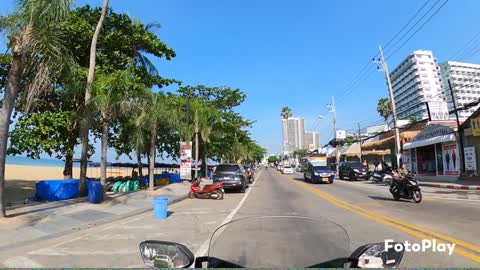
[4,164,153,205]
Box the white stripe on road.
[2,256,44,268]
[192,170,263,260]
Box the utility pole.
[358,122,363,163]
[375,45,402,168]
[448,79,466,173]
[328,96,340,171]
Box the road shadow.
[167,211,174,217]
[368,195,412,203]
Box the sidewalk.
[0,182,190,251]
[418,179,480,190]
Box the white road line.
[192,170,263,260]
[2,256,44,268]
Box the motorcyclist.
[396,163,409,195]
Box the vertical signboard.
[442,143,459,175]
[180,142,192,180]
[464,146,477,171]
[472,117,480,136]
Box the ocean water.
[5,156,80,167]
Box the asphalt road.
[1,168,479,267]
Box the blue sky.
[2,0,480,161]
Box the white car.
[282,166,293,174]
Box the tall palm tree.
[93,69,133,194]
[137,92,178,191]
[0,0,73,218]
[377,97,392,126]
[280,106,292,119]
[79,0,109,194]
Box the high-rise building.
[440,61,480,120]
[303,131,320,150]
[281,117,305,154]
[390,50,443,120]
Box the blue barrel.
[153,196,168,219]
[87,181,104,204]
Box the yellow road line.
[288,176,480,263]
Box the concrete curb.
[419,182,480,190]
[0,193,189,252]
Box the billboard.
[442,143,459,175]
[180,142,192,180]
[427,101,450,121]
[336,130,346,140]
[464,147,477,171]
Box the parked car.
[282,165,293,174]
[338,161,369,181]
[295,165,303,172]
[213,164,249,193]
[277,164,283,171]
[303,162,335,184]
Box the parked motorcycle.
[389,174,422,203]
[139,216,405,268]
[188,179,224,200]
[370,167,393,185]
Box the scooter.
[389,173,422,203]
[188,179,224,200]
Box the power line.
[333,0,439,104]
[385,0,449,60]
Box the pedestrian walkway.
[0,182,190,250]
[418,179,480,190]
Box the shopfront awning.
[403,133,456,150]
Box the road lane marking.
[2,256,44,268]
[287,175,480,264]
[192,170,263,260]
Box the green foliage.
[8,111,77,159]
[377,97,392,124]
[281,106,292,119]
[58,5,178,87]
[268,155,280,164]
[292,149,308,158]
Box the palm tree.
[0,0,74,218]
[280,106,292,119]
[137,92,178,191]
[79,0,109,194]
[93,69,133,194]
[377,97,392,126]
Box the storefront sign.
[442,143,459,175]
[464,147,477,171]
[427,101,450,121]
[412,125,455,142]
[180,142,192,180]
[472,117,480,136]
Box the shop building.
[403,121,461,180]
[460,107,480,179]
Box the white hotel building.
[439,61,480,120]
[390,50,443,120]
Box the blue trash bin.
[88,181,104,204]
[153,196,168,219]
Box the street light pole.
[358,122,363,163]
[328,96,340,171]
[375,45,402,168]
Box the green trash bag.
[132,180,139,191]
[111,181,123,192]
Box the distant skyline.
[2,0,480,162]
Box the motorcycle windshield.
[207,216,351,268]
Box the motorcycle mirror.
[350,242,404,268]
[139,240,194,268]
